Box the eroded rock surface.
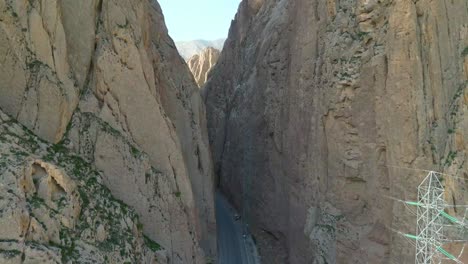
[0,110,164,263]
[187,47,220,87]
[0,0,216,263]
[203,0,467,263]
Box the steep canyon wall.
[0,0,216,263]
[203,0,468,263]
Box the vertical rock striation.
[203,0,467,263]
[0,0,216,263]
[176,39,225,60]
[187,47,220,87]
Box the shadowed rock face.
[203,0,467,263]
[0,0,216,263]
[187,47,221,87]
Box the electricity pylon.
[391,170,467,264]
[415,171,452,263]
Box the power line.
[381,164,467,181]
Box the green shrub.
[462,46,468,57]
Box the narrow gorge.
[0,0,466,264]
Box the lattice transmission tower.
[391,170,467,264]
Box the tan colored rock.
[0,111,162,263]
[203,0,467,263]
[0,0,216,263]
[187,47,220,87]
[66,1,216,261]
[27,217,49,242]
[96,224,107,242]
[29,8,54,68]
[175,39,225,60]
[58,0,101,88]
[0,0,79,143]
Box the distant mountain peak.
[176,38,225,60]
[187,47,221,87]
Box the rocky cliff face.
[203,0,468,263]
[0,0,216,263]
[187,47,220,87]
[0,110,163,263]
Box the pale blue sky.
[158,0,240,41]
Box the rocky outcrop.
[0,110,164,263]
[176,39,225,60]
[187,47,220,87]
[0,0,216,263]
[203,0,467,263]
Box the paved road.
[216,192,260,264]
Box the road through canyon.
[216,192,260,264]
